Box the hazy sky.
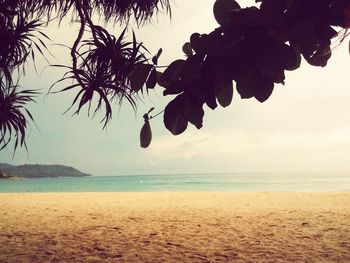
[1,1,350,175]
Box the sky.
[1,1,350,176]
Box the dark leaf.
[140,120,152,148]
[160,59,186,87]
[237,73,274,102]
[213,0,241,26]
[182,42,193,57]
[201,62,218,110]
[152,56,158,65]
[258,0,287,26]
[146,68,157,89]
[307,47,332,67]
[258,49,285,84]
[156,48,163,58]
[164,95,188,135]
[184,93,204,129]
[278,44,301,71]
[204,30,227,56]
[152,48,163,65]
[163,79,185,96]
[216,80,234,107]
[190,33,206,54]
[253,77,274,102]
[181,54,204,86]
[230,46,258,84]
[204,82,218,110]
[236,81,254,99]
[130,64,153,92]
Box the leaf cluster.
[155,0,350,142]
[0,1,49,153]
[0,0,171,153]
[0,86,38,153]
[51,6,163,127]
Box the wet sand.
[0,192,349,262]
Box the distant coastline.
[0,163,91,179]
[0,171,23,180]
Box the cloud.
[134,126,350,173]
[146,129,260,160]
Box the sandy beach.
[0,192,349,262]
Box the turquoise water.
[0,172,350,193]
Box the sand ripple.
[0,192,349,262]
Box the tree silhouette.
[1,0,350,152]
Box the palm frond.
[52,26,151,127]
[1,0,172,25]
[0,0,172,154]
[90,0,172,25]
[0,7,51,85]
[0,83,39,154]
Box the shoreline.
[1,192,349,262]
[0,176,24,180]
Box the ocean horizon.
[1,171,350,193]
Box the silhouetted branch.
[71,0,87,90]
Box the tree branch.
[71,0,87,90]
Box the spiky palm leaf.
[90,0,172,24]
[0,0,172,153]
[52,26,150,127]
[0,0,171,25]
[0,84,38,153]
[0,4,50,85]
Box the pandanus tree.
[1,0,350,153]
[0,0,171,152]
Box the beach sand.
[0,192,349,262]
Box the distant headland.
[0,163,91,179]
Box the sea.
[0,172,350,193]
